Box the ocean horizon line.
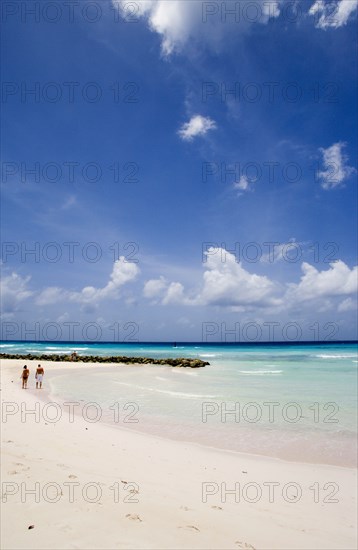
[1,339,357,346]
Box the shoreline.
[1,358,357,549]
[4,359,353,472]
[3,358,357,469]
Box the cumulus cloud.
[178,115,217,141]
[287,260,358,302]
[143,249,357,314]
[162,281,187,305]
[0,272,33,313]
[309,0,358,29]
[143,248,282,310]
[196,248,282,308]
[143,276,168,299]
[71,258,139,304]
[112,0,281,56]
[113,0,203,55]
[143,277,192,305]
[316,142,355,189]
[36,258,139,307]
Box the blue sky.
[1,0,357,342]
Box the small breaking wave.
[114,381,214,399]
[313,354,357,359]
[239,370,283,375]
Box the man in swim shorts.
[21,365,29,389]
[35,364,45,389]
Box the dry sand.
[1,359,357,550]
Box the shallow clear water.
[2,341,357,466]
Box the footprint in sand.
[235,542,255,549]
[125,514,142,522]
[178,525,200,532]
[14,464,30,472]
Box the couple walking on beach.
[21,364,44,389]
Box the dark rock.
[0,353,209,368]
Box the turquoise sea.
[1,341,357,467]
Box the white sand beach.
[1,359,357,550]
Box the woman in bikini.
[21,365,29,389]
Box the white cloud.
[143,248,282,310]
[260,240,302,263]
[317,142,355,189]
[233,175,254,195]
[70,258,139,304]
[162,281,187,305]
[56,312,70,323]
[143,250,357,314]
[263,1,281,18]
[178,115,217,141]
[0,272,33,313]
[338,297,357,312]
[143,277,192,306]
[287,260,358,302]
[143,276,168,299]
[234,176,250,191]
[113,0,280,56]
[36,287,67,306]
[114,0,202,56]
[309,0,358,29]
[196,248,281,308]
[36,258,139,307]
